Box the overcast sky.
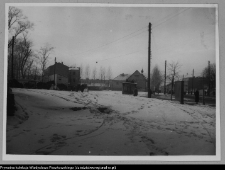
[13,4,216,79]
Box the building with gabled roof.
[110,70,147,91]
[44,62,69,86]
[113,73,131,81]
[110,73,131,90]
[127,70,147,91]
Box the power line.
[74,26,148,58]
[154,7,188,25]
[96,49,147,62]
[74,7,192,61]
[152,33,215,55]
[152,7,191,29]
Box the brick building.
[44,62,69,86]
[68,67,80,88]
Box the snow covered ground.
[5,88,216,157]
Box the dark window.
[73,78,75,82]
[73,72,75,75]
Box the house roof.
[113,73,131,81]
[46,62,69,78]
[128,70,147,81]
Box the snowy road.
[6,88,216,155]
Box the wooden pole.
[170,76,174,101]
[181,81,184,104]
[54,57,56,88]
[203,76,205,105]
[148,23,152,98]
[164,60,166,94]
[11,36,15,79]
[208,61,210,96]
[192,69,194,94]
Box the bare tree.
[167,61,182,98]
[106,66,112,80]
[24,60,34,79]
[99,67,103,80]
[201,63,216,94]
[8,6,34,48]
[99,67,106,85]
[80,64,83,80]
[38,44,54,82]
[9,34,35,79]
[151,65,163,93]
[106,66,112,87]
[30,65,40,80]
[8,6,23,30]
[92,67,97,81]
[85,64,90,79]
[202,63,216,80]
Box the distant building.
[44,62,69,86]
[111,70,147,91]
[160,82,174,94]
[183,77,208,94]
[68,67,80,88]
[110,73,131,91]
[160,76,210,95]
[127,70,147,91]
[81,79,110,88]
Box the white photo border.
[3,3,220,162]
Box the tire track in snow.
[176,105,215,145]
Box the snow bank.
[5,88,216,157]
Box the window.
[73,72,76,75]
[73,78,75,82]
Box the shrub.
[8,79,24,88]
[57,83,67,90]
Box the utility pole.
[148,23,152,98]
[170,76,174,101]
[192,69,194,95]
[208,61,210,96]
[11,36,15,80]
[54,57,56,88]
[164,60,167,94]
[202,76,205,105]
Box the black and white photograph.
[2,3,220,161]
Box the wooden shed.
[122,82,137,95]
